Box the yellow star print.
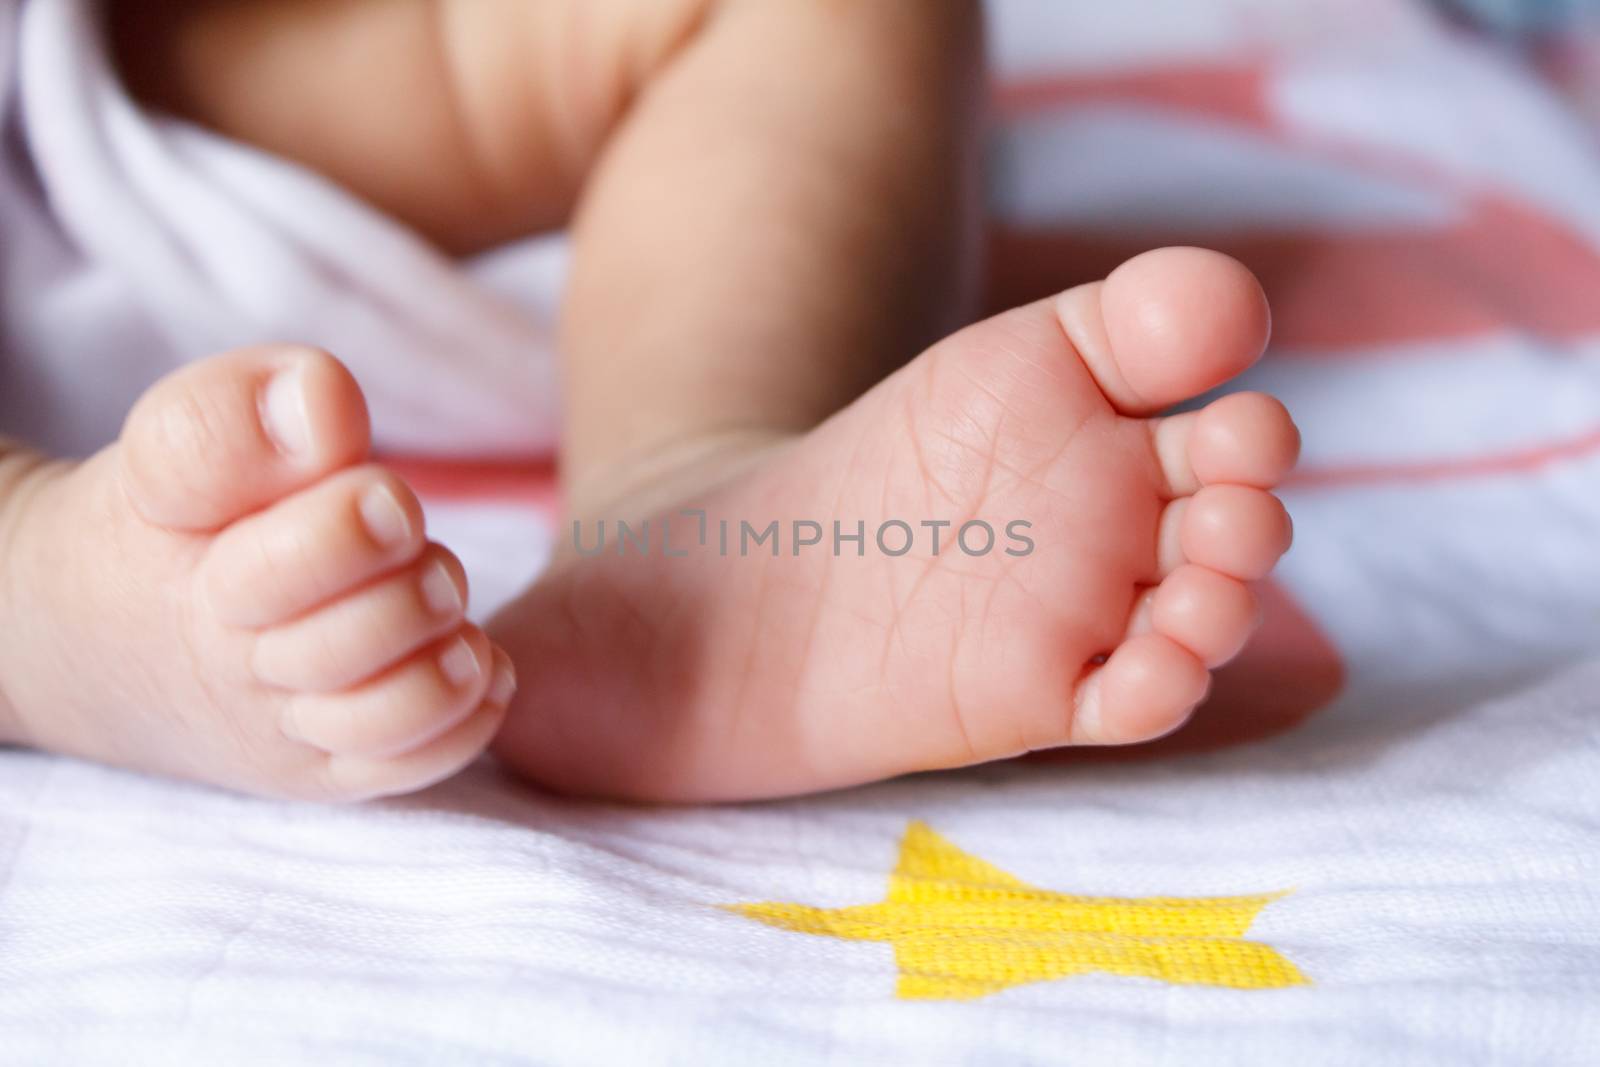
[729,821,1308,1000]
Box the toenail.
[489,661,517,707]
[439,636,482,689]
[420,559,463,616]
[359,484,412,549]
[261,363,313,456]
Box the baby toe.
[200,465,426,628]
[1062,248,1270,416]
[321,651,514,801]
[251,545,468,691]
[283,624,495,758]
[1179,485,1293,581]
[120,345,370,531]
[1150,391,1299,498]
[1188,391,1300,489]
[1073,633,1210,745]
[1150,564,1261,667]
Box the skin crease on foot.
[0,347,517,801]
[488,247,1301,802]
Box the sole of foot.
[490,247,1299,801]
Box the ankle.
[564,427,795,524]
[0,445,67,748]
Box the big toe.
[1057,247,1271,415]
[119,345,371,531]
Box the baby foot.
[490,248,1298,801]
[0,347,515,799]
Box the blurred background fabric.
[1439,0,1600,34]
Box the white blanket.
[2,660,1596,1065]
[3,0,1599,1063]
[0,0,563,458]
